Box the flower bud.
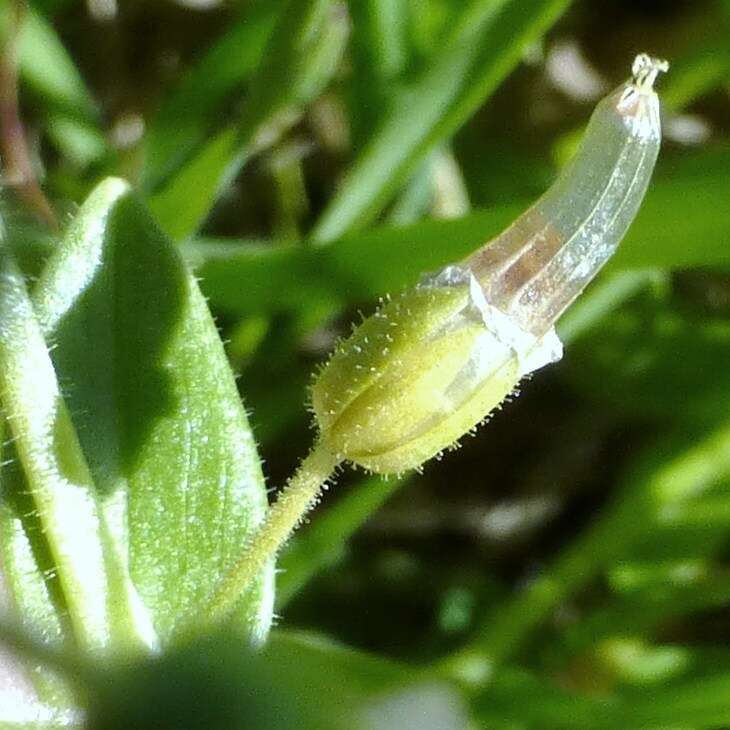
[312,54,668,474]
[311,268,561,474]
[312,54,665,475]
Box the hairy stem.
[205,442,340,625]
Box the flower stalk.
[205,443,340,624]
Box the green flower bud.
[312,268,561,474]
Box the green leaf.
[472,665,611,729]
[264,630,469,728]
[141,0,282,192]
[613,672,730,729]
[567,290,730,423]
[556,269,666,344]
[545,566,730,667]
[0,2,108,166]
[32,178,273,645]
[150,0,348,240]
[11,2,97,119]
[0,424,73,707]
[348,0,409,145]
[45,114,108,169]
[0,248,138,653]
[607,163,730,271]
[86,629,344,730]
[661,36,730,112]
[266,631,620,729]
[665,495,730,527]
[185,160,730,317]
[264,630,418,701]
[310,0,573,242]
[350,0,408,87]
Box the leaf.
[556,269,666,344]
[310,0,574,242]
[264,630,418,701]
[32,178,273,645]
[567,289,730,424]
[612,672,730,729]
[149,0,348,240]
[10,2,97,120]
[0,248,139,654]
[264,630,470,728]
[184,159,730,317]
[607,162,730,271]
[471,665,610,729]
[0,422,72,707]
[45,114,108,169]
[183,205,522,315]
[267,632,649,730]
[141,0,282,192]
[3,2,107,166]
[661,36,730,112]
[348,0,409,145]
[547,570,730,669]
[87,629,343,730]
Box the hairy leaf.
[33,179,273,644]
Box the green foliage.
[86,630,336,730]
[141,1,283,192]
[311,0,574,241]
[0,248,138,654]
[5,1,106,166]
[149,0,349,240]
[32,179,273,646]
[185,161,730,318]
[0,0,729,727]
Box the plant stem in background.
[0,0,57,229]
[204,443,340,625]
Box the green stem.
[205,442,340,625]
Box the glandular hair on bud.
[311,268,561,474]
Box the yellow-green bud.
[311,268,561,474]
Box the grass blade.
[310,0,573,242]
[444,422,730,675]
[184,160,730,317]
[141,1,282,192]
[150,0,348,240]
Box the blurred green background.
[3,0,730,727]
